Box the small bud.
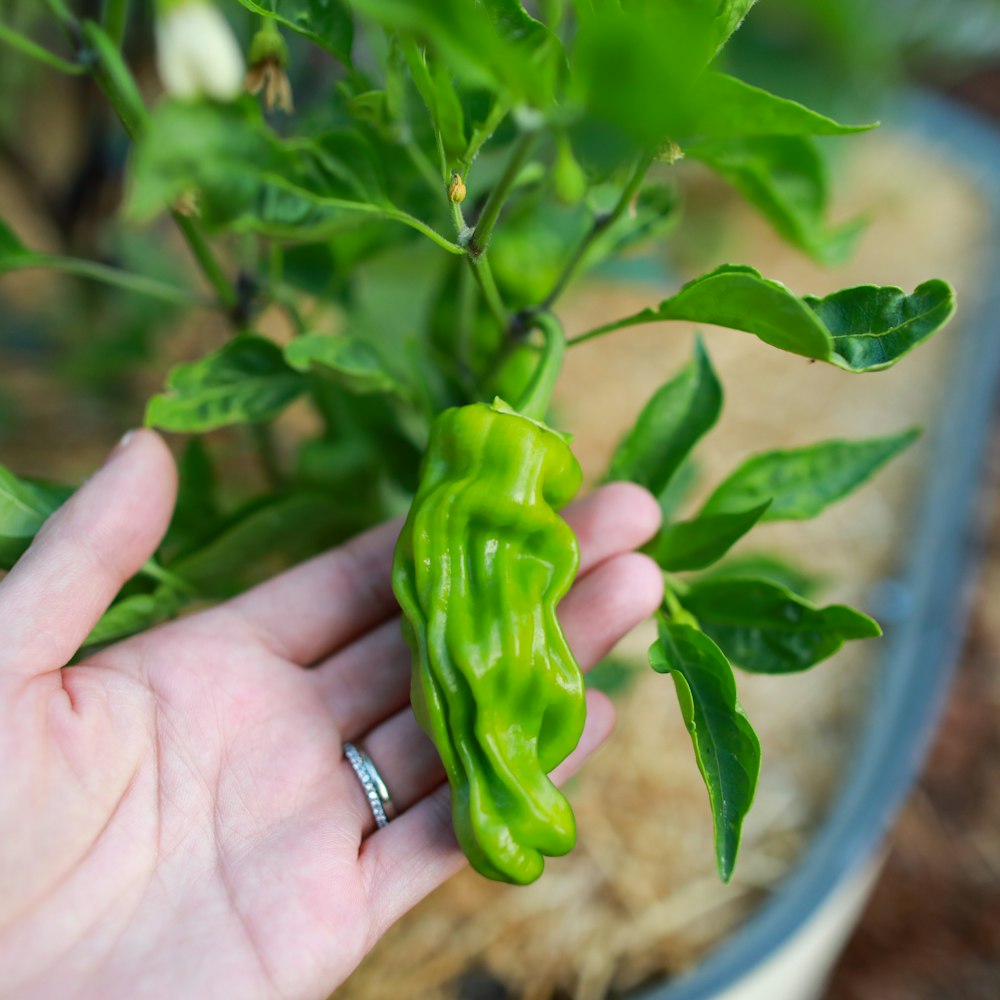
[155,0,245,102]
[246,20,294,114]
[658,140,685,165]
[172,188,201,217]
[448,172,467,204]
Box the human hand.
[0,430,663,1000]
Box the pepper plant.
[0,0,956,884]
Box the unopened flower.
[155,0,245,102]
[245,21,293,114]
[448,171,467,204]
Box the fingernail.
[105,429,138,465]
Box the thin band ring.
[343,742,394,829]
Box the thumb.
[0,430,178,677]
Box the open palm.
[0,431,662,1000]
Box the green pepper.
[392,397,585,884]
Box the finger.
[358,690,616,944]
[228,480,661,666]
[0,431,177,676]
[337,551,663,836]
[309,482,663,724]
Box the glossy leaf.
[235,0,354,63]
[686,136,864,264]
[653,501,770,572]
[586,266,955,371]
[0,465,71,569]
[608,336,721,502]
[649,620,760,882]
[701,428,919,521]
[809,280,957,373]
[682,578,881,673]
[84,590,183,648]
[285,334,408,397]
[145,336,305,432]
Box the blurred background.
[1,1,999,998]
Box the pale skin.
[0,430,664,1000]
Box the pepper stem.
[516,312,566,422]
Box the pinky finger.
[358,689,617,943]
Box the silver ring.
[343,742,394,829]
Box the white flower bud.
[156,0,245,102]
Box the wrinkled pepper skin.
[392,398,586,884]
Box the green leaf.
[808,279,957,373]
[653,501,770,572]
[284,333,409,397]
[145,336,305,432]
[707,0,758,54]
[649,620,760,882]
[128,101,387,238]
[234,0,354,63]
[585,656,640,696]
[698,553,825,600]
[686,136,864,264]
[608,336,721,501]
[164,438,222,554]
[347,0,552,104]
[169,491,370,595]
[682,74,874,139]
[0,465,72,569]
[401,42,466,163]
[84,589,183,648]
[701,428,919,521]
[586,266,954,371]
[681,578,881,674]
[572,4,717,144]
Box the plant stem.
[468,130,536,259]
[4,255,205,305]
[103,0,130,48]
[566,314,646,348]
[542,152,651,310]
[171,212,238,312]
[515,312,566,421]
[662,578,698,628]
[471,257,508,332]
[0,23,83,74]
[80,20,146,137]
